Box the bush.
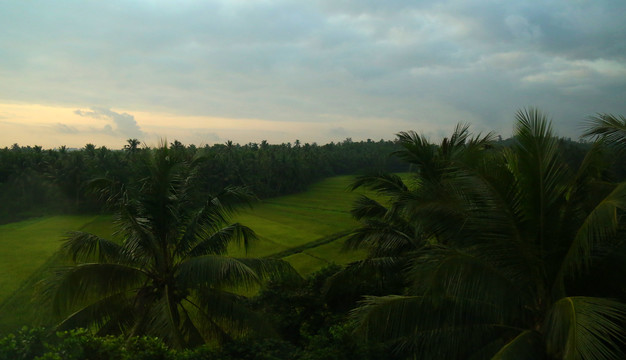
[0,328,175,360]
[0,327,47,360]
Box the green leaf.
[62,231,130,264]
[491,330,545,360]
[544,297,626,360]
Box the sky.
[1,0,625,149]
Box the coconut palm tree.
[349,109,626,359]
[327,124,496,301]
[41,143,297,348]
[583,113,626,151]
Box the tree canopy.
[40,143,298,348]
[347,109,626,359]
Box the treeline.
[0,138,405,223]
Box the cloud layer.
[1,0,625,146]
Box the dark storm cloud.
[1,0,625,141]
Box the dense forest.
[0,138,405,224]
[2,110,626,359]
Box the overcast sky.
[1,0,625,148]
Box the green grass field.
[230,175,364,257]
[0,215,117,301]
[0,175,369,334]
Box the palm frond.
[406,246,530,322]
[208,186,256,218]
[350,195,388,221]
[352,295,520,358]
[181,297,234,344]
[185,223,258,257]
[231,257,300,282]
[555,182,626,292]
[46,263,148,315]
[490,330,546,360]
[62,231,131,264]
[83,177,122,206]
[56,292,134,331]
[543,296,626,360]
[115,201,158,264]
[508,108,570,245]
[193,289,276,339]
[394,130,435,165]
[175,255,261,290]
[139,292,182,347]
[344,219,417,255]
[349,172,409,195]
[583,113,626,151]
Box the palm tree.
[583,113,626,151]
[327,124,496,301]
[349,109,626,359]
[41,143,297,348]
[123,138,141,154]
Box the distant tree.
[123,138,140,153]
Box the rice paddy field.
[0,175,369,334]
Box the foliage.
[0,326,48,360]
[0,139,404,223]
[38,144,298,348]
[0,327,300,360]
[347,109,626,359]
[6,112,626,358]
[0,176,369,336]
[248,265,391,360]
[0,326,382,360]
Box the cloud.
[74,107,144,138]
[54,123,79,134]
[329,127,348,137]
[191,131,221,143]
[0,0,624,144]
[505,15,542,41]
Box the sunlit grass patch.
[230,175,363,257]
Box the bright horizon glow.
[1,102,410,149]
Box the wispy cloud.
[54,123,79,134]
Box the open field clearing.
[0,215,114,301]
[0,175,369,333]
[230,175,364,257]
[0,215,117,333]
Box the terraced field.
[0,175,367,333]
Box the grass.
[0,214,116,334]
[0,175,371,334]
[230,175,367,255]
[0,215,112,301]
